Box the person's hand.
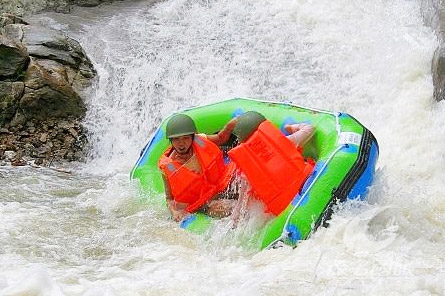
[172,209,189,222]
[285,124,294,133]
[285,124,302,134]
[227,117,238,129]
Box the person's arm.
[285,123,315,148]
[162,174,189,222]
[206,117,238,146]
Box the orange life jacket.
[228,120,315,216]
[158,135,236,213]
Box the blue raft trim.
[180,214,197,229]
[347,141,379,200]
[285,223,302,244]
[311,128,379,232]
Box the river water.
[1,0,445,295]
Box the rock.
[68,127,78,137]
[0,11,94,164]
[433,45,445,102]
[0,81,25,125]
[0,14,28,27]
[23,142,35,154]
[56,148,68,158]
[22,25,96,79]
[1,140,16,151]
[56,132,66,142]
[0,1,70,16]
[77,0,102,7]
[22,26,78,66]
[2,1,124,16]
[19,59,86,120]
[37,146,50,157]
[30,137,40,146]
[11,158,26,166]
[64,135,75,145]
[3,24,25,43]
[47,119,55,128]
[39,132,48,143]
[9,111,27,127]
[0,34,30,79]
[57,119,71,129]
[4,150,16,161]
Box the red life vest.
[228,120,315,216]
[158,135,236,213]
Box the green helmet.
[233,111,266,142]
[166,113,197,139]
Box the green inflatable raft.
[130,98,379,249]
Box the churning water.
[1,0,445,294]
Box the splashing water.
[2,0,445,294]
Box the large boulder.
[0,12,95,164]
[22,25,96,93]
[19,58,86,121]
[0,34,30,79]
[0,13,95,126]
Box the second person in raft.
[228,111,315,216]
[158,113,239,222]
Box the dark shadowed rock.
[0,34,30,79]
[432,46,445,101]
[77,0,102,7]
[0,81,25,125]
[421,0,445,101]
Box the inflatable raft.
[131,98,379,249]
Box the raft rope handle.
[335,112,342,136]
[265,144,345,249]
[266,112,344,250]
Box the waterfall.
[2,0,445,294]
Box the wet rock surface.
[1,13,95,165]
[0,0,124,15]
[421,0,445,102]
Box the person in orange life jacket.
[158,113,238,222]
[228,111,315,216]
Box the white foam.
[2,0,445,294]
[0,265,64,296]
